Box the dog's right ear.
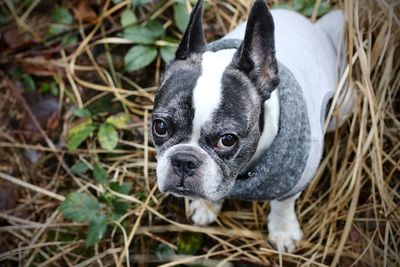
[231,0,279,100]
[175,0,207,60]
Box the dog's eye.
[153,119,168,137]
[217,134,238,149]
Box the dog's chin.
[164,186,227,202]
[170,187,202,200]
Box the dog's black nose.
[171,153,202,179]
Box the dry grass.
[0,0,399,266]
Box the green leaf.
[156,244,176,261]
[160,46,176,63]
[174,2,190,33]
[39,82,50,93]
[111,200,131,220]
[131,0,151,7]
[177,233,203,255]
[93,161,108,185]
[53,6,73,25]
[110,182,132,195]
[293,0,305,10]
[112,0,122,4]
[106,113,131,129]
[147,20,165,38]
[87,94,122,114]
[98,123,119,151]
[85,214,107,247]
[48,6,73,36]
[123,21,164,43]
[71,162,89,174]
[74,108,92,118]
[66,125,96,150]
[47,24,66,36]
[302,4,315,17]
[273,3,293,10]
[317,2,331,16]
[50,84,59,96]
[123,25,157,44]
[121,9,137,28]
[67,118,93,137]
[61,35,78,47]
[21,75,35,92]
[124,45,157,71]
[40,82,58,95]
[0,10,11,25]
[60,192,101,222]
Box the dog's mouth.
[169,186,202,199]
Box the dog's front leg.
[268,194,303,253]
[189,199,223,226]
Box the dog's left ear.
[175,0,207,60]
[231,0,279,100]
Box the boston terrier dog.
[151,0,353,252]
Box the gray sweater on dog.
[207,9,348,201]
[209,38,330,201]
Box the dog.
[151,0,353,252]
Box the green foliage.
[123,19,164,43]
[155,244,176,261]
[122,18,167,70]
[53,6,73,25]
[60,192,102,222]
[48,6,73,36]
[121,9,137,30]
[67,107,130,151]
[70,161,89,174]
[146,20,165,37]
[93,161,108,184]
[177,233,203,255]
[131,0,152,7]
[21,74,35,92]
[124,25,159,44]
[60,179,132,246]
[66,124,96,150]
[275,0,331,17]
[160,46,176,63]
[86,214,108,247]
[110,182,132,195]
[0,10,11,25]
[40,82,59,96]
[98,123,119,151]
[106,113,131,129]
[60,192,109,247]
[111,200,131,220]
[61,34,78,47]
[74,108,92,118]
[124,45,158,71]
[120,1,189,70]
[174,2,190,33]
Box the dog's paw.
[267,215,303,253]
[268,229,303,253]
[189,199,222,226]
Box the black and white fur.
[152,0,351,252]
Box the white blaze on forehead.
[191,49,236,143]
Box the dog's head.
[152,0,279,201]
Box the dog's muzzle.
[171,152,203,183]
